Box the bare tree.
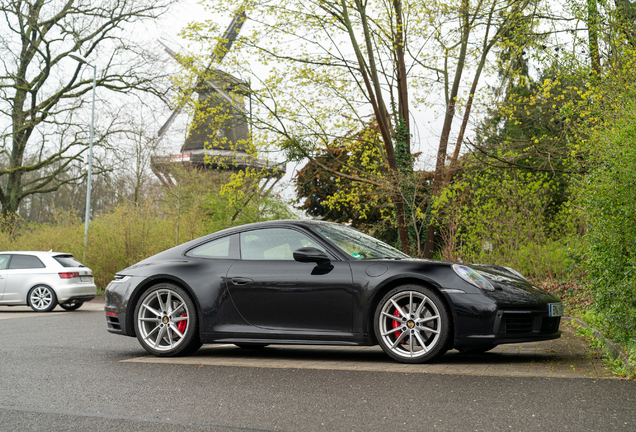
[0,0,178,227]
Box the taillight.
[105,311,117,317]
[59,272,80,279]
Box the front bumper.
[445,290,562,350]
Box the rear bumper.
[63,294,96,303]
[55,283,97,303]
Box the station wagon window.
[54,255,85,268]
[188,234,238,259]
[0,254,10,270]
[240,228,326,260]
[9,254,45,269]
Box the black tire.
[59,301,84,311]
[134,283,202,357]
[374,284,452,364]
[234,343,269,349]
[28,285,58,312]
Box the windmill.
[151,7,284,189]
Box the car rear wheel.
[59,301,84,311]
[374,285,451,364]
[134,284,201,357]
[28,286,58,312]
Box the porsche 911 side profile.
[104,220,563,363]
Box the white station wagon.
[0,251,96,312]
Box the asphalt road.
[0,303,634,432]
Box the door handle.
[231,277,253,285]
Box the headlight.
[452,264,495,291]
[504,267,527,280]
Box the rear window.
[53,255,85,268]
[9,255,45,269]
[187,234,238,259]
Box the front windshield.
[314,224,410,260]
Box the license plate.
[549,303,564,317]
[80,276,92,282]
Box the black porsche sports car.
[105,220,563,363]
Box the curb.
[570,317,634,376]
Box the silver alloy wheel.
[377,290,442,359]
[136,289,190,352]
[29,286,54,311]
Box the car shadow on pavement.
[124,320,615,379]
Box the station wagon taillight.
[59,272,80,279]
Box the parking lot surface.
[124,319,613,379]
[1,300,634,432]
[1,300,612,379]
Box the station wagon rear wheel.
[374,285,451,364]
[28,285,58,312]
[134,284,201,357]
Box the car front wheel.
[134,284,202,357]
[28,286,58,312]
[374,285,451,364]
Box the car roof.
[210,219,343,236]
[0,251,72,257]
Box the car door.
[3,254,48,303]
[0,254,10,301]
[226,227,355,334]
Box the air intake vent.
[498,315,534,334]
[106,315,121,331]
[541,317,561,333]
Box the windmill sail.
[157,7,247,139]
[151,5,284,189]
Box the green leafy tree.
[181,0,542,256]
[295,146,389,226]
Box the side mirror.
[293,247,330,265]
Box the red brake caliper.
[392,309,402,340]
[177,313,187,334]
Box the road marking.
[0,302,103,319]
[123,327,616,379]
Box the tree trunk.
[588,0,601,74]
[424,0,470,258]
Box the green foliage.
[394,116,413,174]
[433,167,577,280]
[577,99,636,345]
[0,211,84,258]
[0,167,294,291]
[295,138,389,227]
[87,203,177,290]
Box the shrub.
[577,100,636,343]
[434,169,577,281]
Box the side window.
[0,254,10,270]
[9,255,45,269]
[187,234,238,259]
[240,228,326,261]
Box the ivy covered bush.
[579,99,636,345]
